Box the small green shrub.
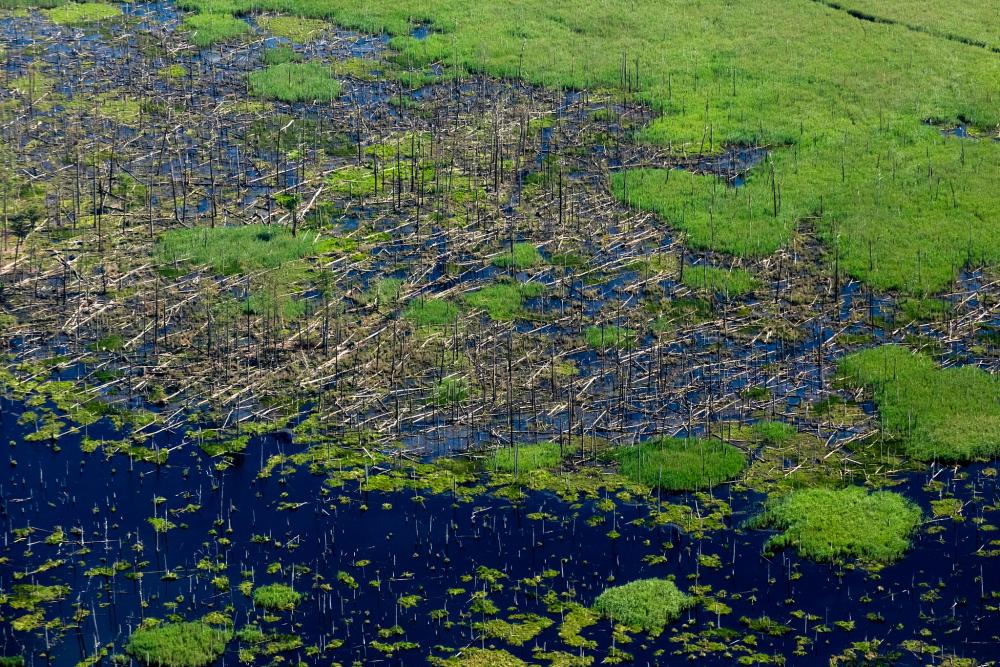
[592,579,693,634]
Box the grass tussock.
[252,583,302,610]
[750,486,922,563]
[492,242,542,269]
[592,579,693,634]
[126,621,232,667]
[492,441,575,473]
[464,281,543,321]
[403,298,459,327]
[839,345,1000,461]
[613,437,746,491]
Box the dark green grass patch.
[592,579,693,634]
[249,62,341,102]
[839,345,1000,461]
[613,437,746,491]
[126,621,232,667]
[749,486,922,563]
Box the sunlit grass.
[593,579,693,634]
[749,486,922,563]
[838,345,1000,461]
[249,62,340,103]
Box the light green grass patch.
[492,242,542,269]
[44,2,119,25]
[249,62,340,103]
[181,12,250,47]
[492,441,575,473]
[258,15,329,42]
[126,620,232,667]
[838,345,1000,461]
[750,486,922,563]
[464,281,544,321]
[156,224,316,275]
[403,298,458,327]
[592,579,693,634]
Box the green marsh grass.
[44,2,119,25]
[403,298,458,326]
[257,15,328,41]
[592,579,693,634]
[263,45,302,65]
[838,345,1000,461]
[156,224,316,276]
[681,263,758,298]
[750,486,922,563]
[248,62,340,103]
[252,583,301,610]
[492,441,574,473]
[464,281,544,321]
[181,12,250,47]
[126,621,232,667]
[584,325,634,350]
[492,242,542,269]
[614,437,746,491]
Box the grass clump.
[253,583,301,611]
[156,224,316,276]
[258,15,328,41]
[126,621,232,667]
[839,345,1000,461]
[327,165,376,196]
[492,242,542,269]
[492,441,574,473]
[263,45,302,65]
[249,62,340,103]
[681,263,758,297]
[750,486,922,563]
[614,437,745,491]
[181,13,250,47]
[44,2,119,25]
[464,281,543,321]
[433,377,469,405]
[592,579,693,634]
[403,298,459,326]
[584,325,635,350]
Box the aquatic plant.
[750,486,922,563]
[839,345,1000,461]
[592,578,693,634]
[126,621,232,667]
[614,437,746,490]
[492,441,574,473]
[584,325,634,350]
